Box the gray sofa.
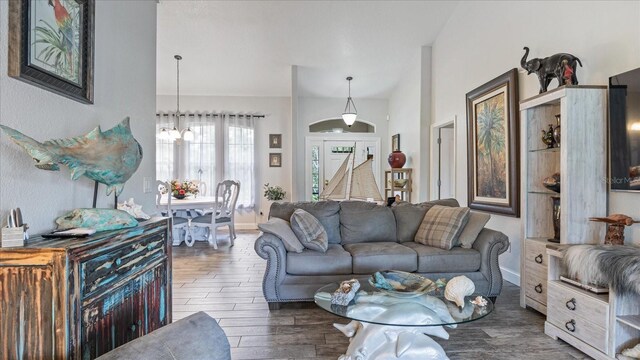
[255,199,509,309]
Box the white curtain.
[156,114,175,182]
[225,114,255,209]
[184,113,217,194]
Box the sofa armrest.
[472,228,510,297]
[254,233,288,302]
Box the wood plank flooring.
[172,230,591,360]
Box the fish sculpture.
[56,208,138,232]
[0,118,142,196]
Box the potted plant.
[263,183,286,201]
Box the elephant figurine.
[521,46,583,93]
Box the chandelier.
[342,76,357,127]
[158,55,194,141]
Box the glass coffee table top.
[314,281,494,327]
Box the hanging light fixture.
[342,76,357,127]
[158,54,194,141]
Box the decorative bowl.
[173,194,186,200]
[369,270,436,298]
[393,179,408,188]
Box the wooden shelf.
[617,315,640,330]
[385,168,412,202]
[527,190,560,196]
[530,147,561,153]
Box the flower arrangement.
[169,180,199,199]
[263,183,286,201]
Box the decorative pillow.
[290,209,328,252]
[457,212,491,249]
[392,199,461,243]
[414,205,470,250]
[258,218,304,253]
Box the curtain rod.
[156,112,266,118]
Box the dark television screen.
[609,67,640,191]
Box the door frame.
[305,135,381,201]
[430,116,457,200]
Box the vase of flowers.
[170,180,199,199]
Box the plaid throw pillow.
[414,205,471,250]
[290,209,328,253]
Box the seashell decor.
[444,275,475,308]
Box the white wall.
[431,0,640,283]
[0,1,157,234]
[294,96,390,199]
[156,95,292,226]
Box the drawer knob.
[129,323,136,332]
[534,254,543,264]
[534,283,543,294]
[115,258,122,266]
[565,298,576,311]
[565,319,576,332]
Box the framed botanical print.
[466,69,520,217]
[269,134,282,149]
[8,0,95,104]
[269,153,281,167]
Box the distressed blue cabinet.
[0,218,172,360]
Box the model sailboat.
[320,147,383,202]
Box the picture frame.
[466,68,520,217]
[8,0,95,104]
[391,134,400,152]
[269,153,282,167]
[269,134,282,149]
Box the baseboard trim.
[501,267,520,286]
[236,223,258,230]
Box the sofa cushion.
[415,205,470,250]
[457,211,491,248]
[340,201,397,244]
[287,244,352,275]
[95,311,231,360]
[393,199,461,242]
[402,242,481,273]
[290,209,328,253]
[258,217,304,253]
[270,201,341,244]
[343,242,417,274]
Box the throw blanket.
[564,244,640,296]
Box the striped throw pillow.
[414,205,471,250]
[290,209,328,253]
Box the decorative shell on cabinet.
[444,275,475,308]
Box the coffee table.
[314,281,494,360]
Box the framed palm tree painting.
[466,69,520,217]
[8,0,94,104]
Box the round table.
[314,281,494,360]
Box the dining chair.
[190,180,240,249]
[156,181,193,246]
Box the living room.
[1,1,640,359]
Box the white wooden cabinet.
[519,86,608,314]
[545,246,640,359]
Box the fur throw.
[564,244,640,296]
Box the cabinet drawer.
[548,304,608,353]
[525,240,548,269]
[81,233,166,298]
[547,281,609,329]
[524,263,547,304]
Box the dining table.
[158,195,219,211]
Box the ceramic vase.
[549,196,561,243]
[388,150,406,168]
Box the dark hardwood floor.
[172,230,590,360]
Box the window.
[156,113,255,209]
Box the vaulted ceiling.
[157,1,459,99]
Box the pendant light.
[342,76,357,127]
[159,55,194,141]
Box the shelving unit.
[546,248,640,359]
[519,86,608,315]
[384,168,412,202]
